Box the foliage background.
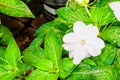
[1,0,120,80]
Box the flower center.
[81,40,85,45]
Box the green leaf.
[90,6,115,29]
[95,0,108,7]
[0,72,16,80]
[113,49,120,79]
[6,38,21,66]
[35,22,51,36]
[54,17,69,27]
[95,44,116,66]
[22,47,54,72]
[66,59,97,80]
[30,35,45,47]
[13,78,21,80]
[26,0,31,3]
[0,64,11,72]
[66,59,116,80]
[95,0,120,7]
[35,21,68,37]
[0,25,13,44]
[59,58,76,78]
[0,46,6,64]
[56,7,90,25]
[44,30,62,67]
[0,33,3,37]
[114,49,120,66]
[26,69,58,80]
[33,59,55,72]
[66,66,117,80]
[0,64,17,79]
[75,59,97,72]
[0,0,34,18]
[66,0,81,9]
[92,44,116,66]
[17,62,32,75]
[101,26,120,47]
[22,47,45,65]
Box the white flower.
[109,2,120,21]
[62,21,105,65]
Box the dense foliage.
[1,0,120,80]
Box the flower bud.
[75,0,90,6]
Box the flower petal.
[73,21,86,34]
[86,24,99,37]
[114,11,120,21]
[73,56,83,65]
[62,43,78,51]
[69,51,73,58]
[109,2,120,21]
[86,38,105,49]
[73,51,91,64]
[63,33,80,43]
[84,44,102,56]
[109,2,120,12]
[73,21,99,38]
[84,38,104,56]
[69,46,91,65]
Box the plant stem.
[89,0,97,5]
[85,5,90,17]
[100,22,114,37]
[102,22,114,33]
[100,24,108,36]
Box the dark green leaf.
[0,0,34,18]
[101,26,120,47]
[26,0,31,3]
[6,38,21,66]
[0,33,3,37]
[44,30,62,67]
[59,58,76,78]
[56,7,90,25]
[26,69,58,80]
[0,25,13,44]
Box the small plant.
[1,0,120,80]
